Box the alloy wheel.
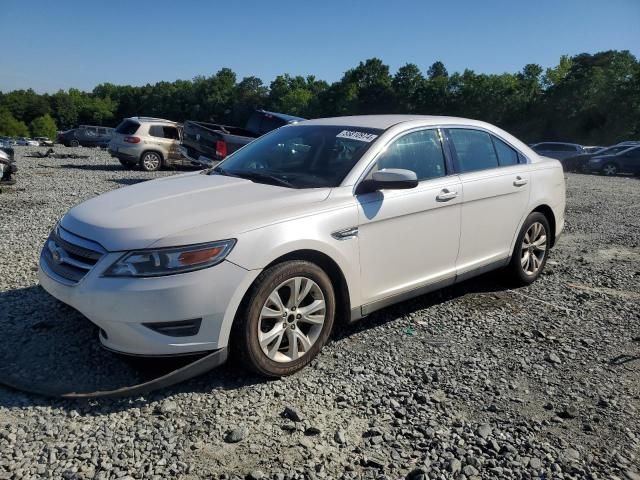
[258,277,326,363]
[521,222,547,276]
[602,164,617,176]
[142,153,161,171]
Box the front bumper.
[39,250,256,356]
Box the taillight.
[215,140,227,158]
[124,136,140,144]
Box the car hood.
[60,172,331,251]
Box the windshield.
[209,125,383,188]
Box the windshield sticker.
[336,130,378,143]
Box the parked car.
[582,146,604,154]
[58,125,114,147]
[15,137,29,146]
[562,144,635,172]
[35,137,54,147]
[39,115,565,376]
[530,142,583,160]
[0,147,17,185]
[584,145,640,176]
[181,110,304,167]
[108,117,188,171]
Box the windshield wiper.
[227,170,296,188]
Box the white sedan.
[39,115,565,376]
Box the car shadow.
[59,163,123,172]
[0,271,509,412]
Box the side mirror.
[356,168,418,194]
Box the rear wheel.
[506,212,550,286]
[69,139,79,147]
[235,261,335,377]
[601,163,618,176]
[140,151,162,172]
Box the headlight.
[103,239,236,277]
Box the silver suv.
[108,117,185,171]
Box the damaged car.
[0,147,17,185]
[39,115,565,377]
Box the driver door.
[355,128,462,309]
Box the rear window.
[115,120,140,135]
[492,136,520,166]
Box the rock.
[282,406,304,422]
[562,404,579,419]
[449,458,462,474]
[529,458,542,469]
[304,426,321,436]
[225,427,248,443]
[477,424,492,439]
[334,431,347,445]
[624,470,640,480]
[463,465,479,476]
[159,400,178,414]
[405,467,428,480]
[545,352,562,364]
[247,471,264,480]
[431,390,447,403]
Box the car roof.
[531,141,583,147]
[300,114,505,130]
[130,116,177,124]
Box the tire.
[601,163,618,176]
[69,139,79,147]
[140,151,162,172]
[506,212,551,286]
[234,260,336,377]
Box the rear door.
[148,125,180,163]
[446,128,531,277]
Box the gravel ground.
[0,146,639,480]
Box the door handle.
[513,176,528,187]
[436,189,458,202]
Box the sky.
[1,0,639,93]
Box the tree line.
[1,50,638,145]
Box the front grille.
[42,227,105,284]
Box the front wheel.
[235,261,335,377]
[601,163,618,176]
[140,152,162,172]
[506,212,550,286]
[69,139,79,147]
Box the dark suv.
[58,125,114,147]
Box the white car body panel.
[39,115,566,356]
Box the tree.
[393,64,424,113]
[0,108,30,137]
[29,114,58,139]
[427,61,448,80]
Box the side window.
[97,128,107,135]
[449,129,499,172]
[374,129,446,181]
[492,136,519,166]
[162,126,180,140]
[149,125,163,138]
